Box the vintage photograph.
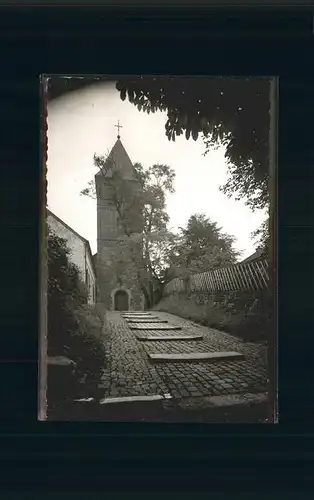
[41,75,275,422]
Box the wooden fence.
[162,258,269,296]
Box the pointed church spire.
[115,120,123,140]
[95,129,135,180]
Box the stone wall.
[47,213,86,280]
[96,240,144,310]
[47,212,96,305]
[95,152,144,310]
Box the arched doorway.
[114,289,129,311]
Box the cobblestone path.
[99,311,268,402]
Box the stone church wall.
[47,214,86,280]
[47,212,96,305]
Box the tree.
[250,218,269,254]
[115,76,270,249]
[49,76,270,250]
[115,77,269,209]
[166,213,240,288]
[81,153,176,307]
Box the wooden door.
[114,290,129,311]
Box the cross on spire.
[115,120,123,139]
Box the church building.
[47,209,96,305]
[94,126,145,311]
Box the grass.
[153,292,271,343]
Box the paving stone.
[100,311,267,412]
[180,389,190,397]
[191,391,203,397]
[171,390,181,398]
[98,383,110,390]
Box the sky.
[47,79,266,260]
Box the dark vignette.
[0,4,314,494]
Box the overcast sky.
[47,79,266,260]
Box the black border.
[1,3,314,493]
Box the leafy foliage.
[250,218,269,253]
[47,229,106,384]
[166,213,240,284]
[116,77,270,250]
[115,76,270,212]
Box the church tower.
[95,125,144,311]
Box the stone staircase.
[122,311,245,364]
[62,310,268,422]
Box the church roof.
[95,138,135,181]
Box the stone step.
[120,311,148,313]
[121,311,152,316]
[125,317,160,321]
[123,313,155,316]
[127,319,168,323]
[129,324,182,330]
[136,334,204,341]
[100,394,172,404]
[122,314,155,318]
[148,351,245,363]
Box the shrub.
[67,304,106,381]
[92,302,108,327]
[47,228,107,401]
[47,230,87,355]
[210,290,272,342]
[154,294,209,325]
